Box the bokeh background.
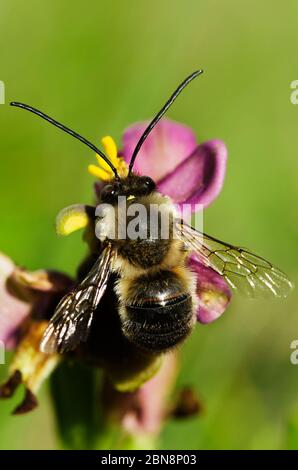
[0,0,298,450]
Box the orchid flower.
[0,118,230,446]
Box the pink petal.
[0,253,73,349]
[121,119,197,182]
[158,140,227,210]
[0,253,31,348]
[188,255,232,324]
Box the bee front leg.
[0,320,60,414]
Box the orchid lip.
[121,119,227,211]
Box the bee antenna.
[10,102,120,180]
[128,70,203,174]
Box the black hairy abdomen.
[122,270,194,352]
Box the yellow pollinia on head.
[88,135,128,181]
[55,136,128,239]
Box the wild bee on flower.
[0,71,293,421]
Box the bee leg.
[12,388,39,415]
[0,370,22,398]
[0,320,60,414]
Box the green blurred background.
[0,0,298,450]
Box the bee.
[11,70,293,356]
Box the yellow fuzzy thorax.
[88,135,128,181]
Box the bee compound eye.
[100,184,118,203]
[141,176,156,194]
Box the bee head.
[99,174,156,205]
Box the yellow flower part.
[88,135,128,181]
[2,320,60,414]
[56,204,92,236]
[87,164,111,181]
[102,135,118,162]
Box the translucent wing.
[175,221,294,298]
[40,244,115,354]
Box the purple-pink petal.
[121,119,197,182]
[158,140,227,210]
[188,255,232,324]
[0,253,73,349]
[0,254,31,348]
